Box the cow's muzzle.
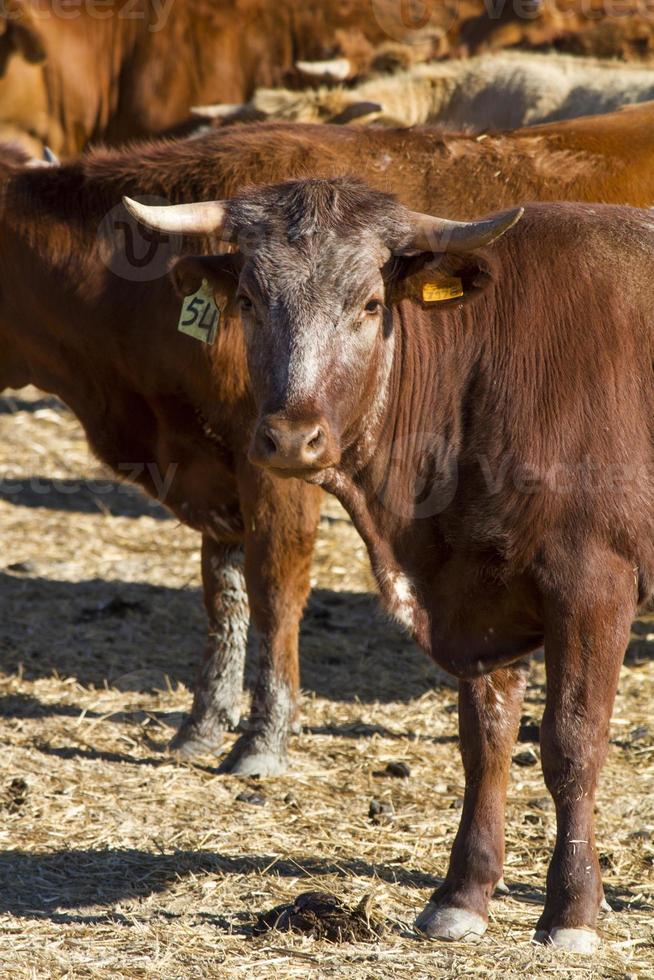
[249,413,338,477]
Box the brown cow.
[3,103,654,776]
[133,177,654,951]
[185,103,654,219]
[0,0,450,156]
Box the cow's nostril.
[262,431,278,456]
[307,427,324,451]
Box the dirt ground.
[0,388,652,979]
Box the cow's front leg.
[534,555,635,953]
[170,536,248,757]
[218,469,321,776]
[416,661,529,941]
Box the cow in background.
[194,52,654,131]
[0,0,446,156]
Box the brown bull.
[134,176,654,951]
[3,103,654,776]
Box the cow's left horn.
[295,57,351,80]
[123,198,229,236]
[401,206,524,254]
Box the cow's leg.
[218,469,321,776]
[415,661,528,941]
[170,536,248,757]
[534,555,635,953]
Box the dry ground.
[0,388,652,979]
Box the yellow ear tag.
[422,277,463,303]
[177,279,220,344]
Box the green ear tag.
[177,279,220,344]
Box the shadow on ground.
[0,571,444,704]
[0,847,649,925]
[0,476,170,520]
[0,847,441,921]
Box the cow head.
[124,179,521,481]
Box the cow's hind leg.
[534,553,635,953]
[170,536,248,757]
[416,661,529,941]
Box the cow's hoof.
[414,903,487,942]
[494,878,510,896]
[532,927,600,953]
[168,719,224,759]
[218,736,288,776]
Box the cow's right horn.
[295,57,351,80]
[123,198,229,237]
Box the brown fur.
[2,101,654,775]
[203,176,654,943]
[0,0,428,156]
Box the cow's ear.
[386,252,495,310]
[170,253,242,314]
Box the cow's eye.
[238,294,253,312]
[364,298,382,314]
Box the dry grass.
[0,387,652,979]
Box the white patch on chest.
[383,570,416,631]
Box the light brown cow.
[0,0,448,155]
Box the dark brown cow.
[3,105,654,776]
[134,177,654,951]
[0,143,324,777]
[0,0,450,155]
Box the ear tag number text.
[422,277,463,303]
[178,279,220,343]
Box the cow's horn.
[295,57,351,80]
[190,103,245,119]
[122,198,229,236]
[401,206,524,254]
[42,146,60,165]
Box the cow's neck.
[323,301,479,654]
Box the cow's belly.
[59,385,245,544]
[425,564,543,678]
